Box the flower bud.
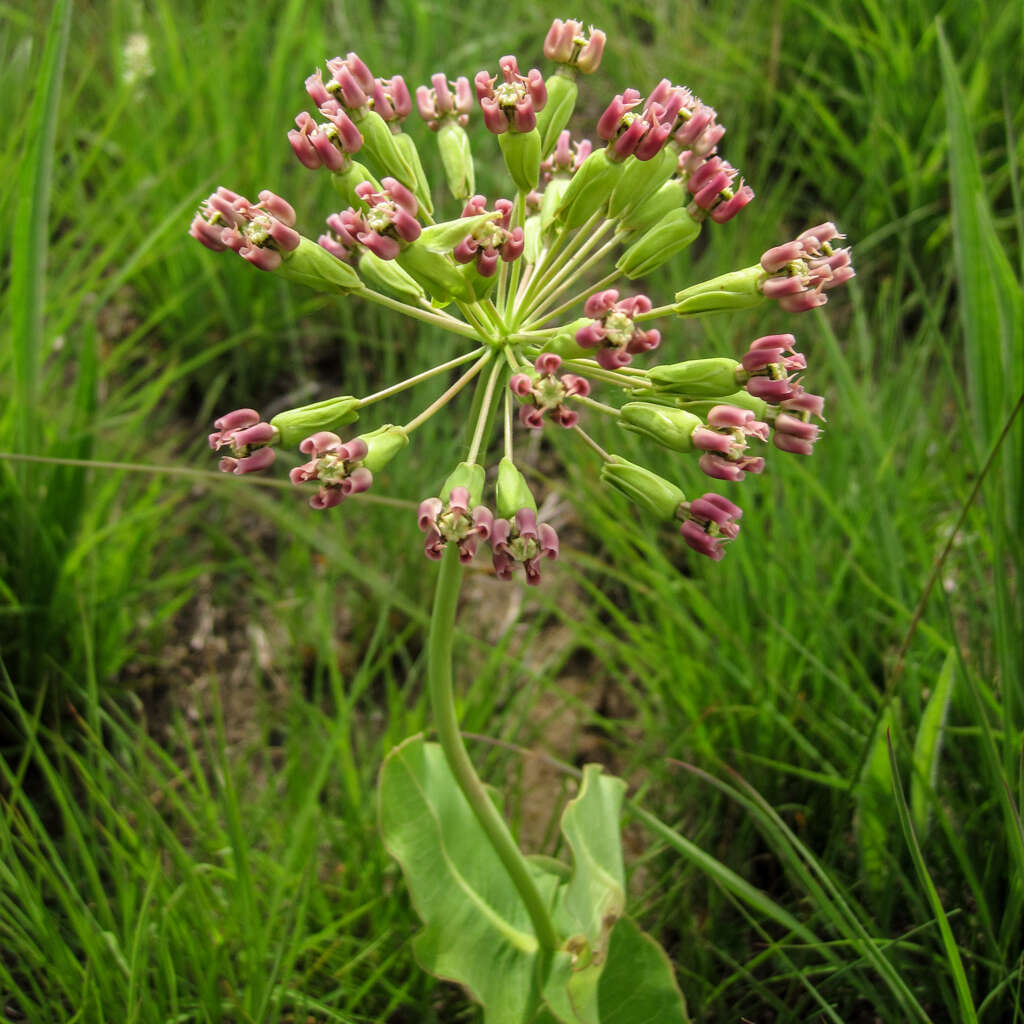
[396,242,474,302]
[270,396,360,448]
[536,72,578,158]
[541,318,593,359]
[496,457,537,519]
[673,265,765,316]
[419,210,502,252]
[441,462,486,507]
[498,128,543,193]
[607,145,678,220]
[618,178,687,237]
[554,147,622,228]
[619,403,703,452]
[359,424,409,472]
[647,358,742,397]
[617,207,701,279]
[437,120,475,200]
[600,457,686,521]
[278,236,364,293]
[392,132,434,216]
[357,250,427,304]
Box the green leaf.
[559,765,627,957]
[594,917,690,1024]
[910,650,956,838]
[378,736,547,1024]
[855,700,898,895]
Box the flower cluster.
[190,19,852,576]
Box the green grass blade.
[887,732,978,1023]
[9,0,71,453]
[910,649,956,837]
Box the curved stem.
[428,547,559,954]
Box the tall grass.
[1,0,1022,1020]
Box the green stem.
[361,288,480,339]
[465,357,504,464]
[427,547,560,954]
[521,220,616,322]
[359,347,486,407]
[402,352,492,434]
[524,269,623,331]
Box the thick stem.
[427,547,560,954]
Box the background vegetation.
[1,0,1021,1020]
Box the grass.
[1,0,1022,1020]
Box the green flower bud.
[647,358,742,397]
[540,176,571,232]
[535,71,578,158]
[677,391,769,420]
[496,457,537,519]
[270,395,360,448]
[673,266,766,316]
[600,457,685,521]
[437,120,475,200]
[358,251,426,305]
[523,213,543,264]
[541,317,592,359]
[607,146,677,220]
[418,212,499,253]
[396,245,472,302]
[330,161,382,209]
[616,207,702,279]
[356,110,419,190]
[393,131,434,216]
[442,462,486,506]
[618,178,686,236]
[619,403,702,452]
[498,128,542,193]
[358,424,409,473]
[555,147,621,229]
[279,236,364,293]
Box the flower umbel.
[191,22,853,576]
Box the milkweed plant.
[190,19,853,1021]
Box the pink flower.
[475,55,547,135]
[452,196,524,277]
[690,404,769,481]
[576,290,661,370]
[323,53,375,112]
[491,508,559,585]
[541,131,593,179]
[509,354,590,429]
[739,334,809,403]
[344,178,421,259]
[771,412,822,456]
[596,89,673,161]
[678,493,742,561]
[208,408,278,475]
[289,432,373,509]
[417,487,494,563]
[287,108,363,172]
[543,19,606,73]
[190,188,300,271]
[371,75,412,123]
[759,224,854,311]
[415,74,474,130]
